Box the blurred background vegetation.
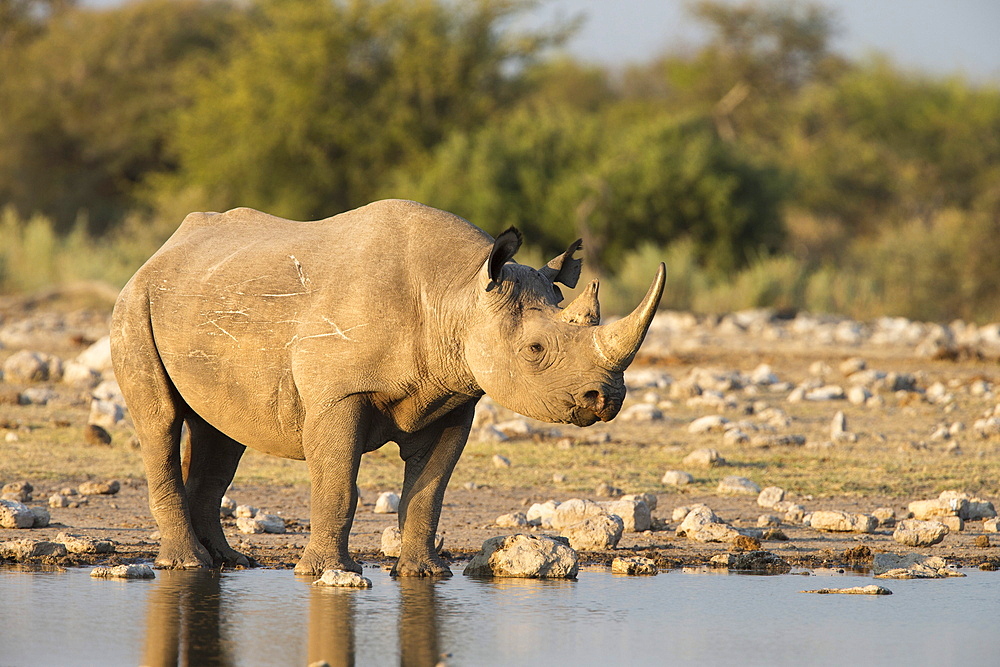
[1,0,998,321]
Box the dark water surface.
[0,566,997,666]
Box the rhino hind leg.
[184,414,251,568]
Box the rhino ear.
[487,227,522,284]
[539,239,583,288]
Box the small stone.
[940,515,964,532]
[873,553,963,579]
[717,476,760,495]
[621,492,658,512]
[893,519,949,547]
[3,350,54,383]
[56,532,115,554]
[594,482,623,498]
[731,535,761,551]
[839,357,867,375]
[78,480,120,496]
[0,538,68,559]
[682,448,725,467]
[29,507,50,528]
[847,385,871,405]
[974,535,990,548]
[62,362,101,389]
[83,424,112,446]
[773,501,807,523]
[801,585,891,595]
[492,454,512,468]
[1,481,33,502]
[220,495,237,517]
[48,494,70,508]
[526,500,560,528]
[254,514,286,533]
[908,498,961,521]
[464,534,579,579]
[374,492,400,514]
[809,510,876,533]
[985,518,999,533]
[872,507,896,527]
[552,473,567,483]
[611,556,658,575]
[235,504,258,519]
[88,399,125,430]
[805,385,846,401]
[688,415,729,434]
[496,511,529,528]
[618,403,664,422]
[313,569,372,588]
[661,470,694,486]
[757,514,782,527]
[236,517,265,534]
[550,499,609,530]
[599,498,651,532]
[561,514,624,551]
[757,486,785,508]
[722,428,749,445]
[0,499,35,529]
[90,564,155,580]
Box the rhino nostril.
[582,390,602,408]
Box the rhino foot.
[392,555,453,578]
[293,549,362,576]
[155,539,214,570]
[210,544,253,569]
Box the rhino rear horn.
[559,279,600,326]
[593,263,665,370]
[539,239,583,288]
[487,227,523,284]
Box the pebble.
[594,482,623,498]
[892,519,949,547]
[77,480,120,496]
[374,492,400,514]
[91,564,156,580]
[757,486,785,508]
[235,504,258,518]
[682,448,725,467]
[688,415,729,434]
[0,499,35,528]
[83,424,112,446]
[236,513,285,534]
[808,510,876,533]
[717,476,760,495]
[526,500,560,528]
[495,511,529,528]
[492,454,512,468]
[661,470,693,486]
[313,569,372,588]
[611,556,658,575]
[618,403,664,422]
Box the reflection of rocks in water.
[142,569,231,667]
[398,579,443,667]
[308,582,356,667]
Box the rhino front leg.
[295,397,368,576]
[393,403,475,577]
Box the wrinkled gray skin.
[111,199,664,576]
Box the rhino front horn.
[593,263,665,371]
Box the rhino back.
[131,199,489,455]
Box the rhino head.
[465,228,665,427]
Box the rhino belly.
[156,334,307,460]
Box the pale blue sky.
[527,0,1000,81]
[82,0,1000,82]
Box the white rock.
[254,513,286,534]
[62,362,101,389]
[717,476,760,495]
[3,350,54,383]
[757,514,782,527]
[618,403,664,422]
[463,534,579,578]
[873,553,963,579]
[561,514,624,550]
[492,454,512,468]
[675,504,720,536]
[91,564,155,580]
[20,387,56,405]
[235,504,258,519]
[984,518,999,533]
[621,492,657,512]
[805,385,846,401]
[313,569,372,588]
[220,495,237,517]
[493,419,534,439]
[599,498,651,532]
[29,507,50,528]
[0,499,35,529]
[0,538,68,559]
[56,532,115,554]
[374,492,400,514]
[76,335,114,371]
[808,510,876,533]
[847,385,871,405]
[611,556,658,575]
[661,470,694,486]
[839,357,867,375]
[688,415,730,434]
[682,448,725,467]
[495,511,529,528]
[91,379,125,404]
[749,364,779,385]
[908,498,960,520]
[88,399,125,429]
[757,486,785,508]
[893,519,949,546]
[526,500,560,528]
[550,499,608,530]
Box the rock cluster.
[313,569,372,588]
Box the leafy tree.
[159,0,568,220]
[0,0,243,233]
[390,106,787,274]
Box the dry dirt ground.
[2,291,999,574]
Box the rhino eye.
[529,343,544,354]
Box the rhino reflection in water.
[111,199,664,576]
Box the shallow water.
[0,565,997,666]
